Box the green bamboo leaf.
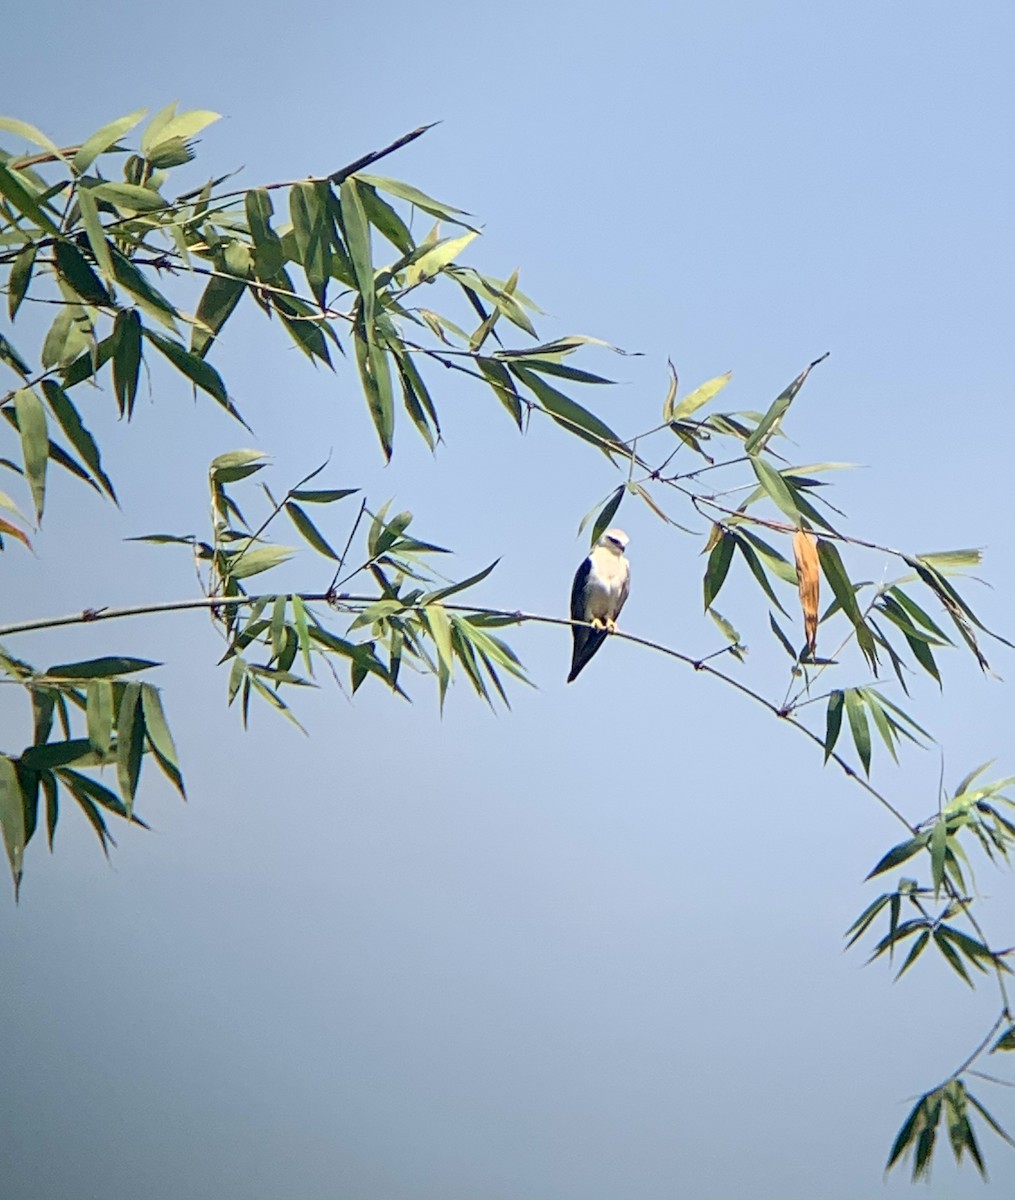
[72,108,147,174]
[285,501,338,559]
[824,691,844,761]
[90,181,167,213]
[887,586,953,644]
[510,365,621,453]
[404,231,479,287]
[356,173,476,229]
[844,688,871,775]
[209,449,267,483]
[143,329,239,418]
[661,360,678,422]
[109,246,179,330]
[843,892,891,948]
[861,689,899,764]
[289,488,357,504]
[749,455,800,522]
[965,1091,1015,1151]
[339,178,375,325]
[590,487,624,547]
[0,161,61,234]
[245,188,284,278]
[894,928,930,980]
[54,240,112,306]
[192,274,245,358]
[887,1094,926,1173]
[42,770,58,850]
[357,182,414,255]
[13,388,47,521]
[477,357,524,429]
[75,185,115,284]
[146,108,219,149]
[141,683,185,797]
[504,360,614,386]
[930,817,947,896]
[291,594,313,677]
[769,613,799,660]
[917,548,982,570]
[20,740,97,771]
[671,371,732,422]
[44,656,159,679]
[86,680,114,756]
[290,182,332,307]
[394,352,437,449]
[933,927,973,985]
[40,380,116,502]
[8,244,36,320]
[227,544,294,580]
[423,559,500,604]
[730,531,790,615]
[353,327,394,460]
[817,539,877,667]
[0,331,31,377]
[0,116,65,158]
[111,308,143,417]
[992,1025,1015,1053]
[57,768,143,826]
[41,307,89,369]
[703,527,735,611]
[744,357,824,454]
[116,682,145,814]
[866,833,928,879]
[0,756,25,896]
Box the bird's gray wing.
[567,556,606,682]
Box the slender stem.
[329,497,368,592]
[0,591,918,832]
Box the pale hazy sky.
[2,3,1014,1197]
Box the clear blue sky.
[2,2,1014,1197]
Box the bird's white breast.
[585,547,629,619]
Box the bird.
[567,528,630,682]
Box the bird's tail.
[567,628,607,682]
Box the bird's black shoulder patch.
[570,555,592,621]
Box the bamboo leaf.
[0,756,25,896]
[44,656,159,679]
[72,108,146,174]
[116,683,145,814]
[86,680,114,756]
[510,365,621,453]
[226,544,294,580]
[356,173,476,228]
[285,501,338,559]
[12,388,47,521]
[824,691,844,762]
[703,528,735,611]
[671,371,732,422]
[866,834,928,879]
[793,530,820,657]
[141,683,185,797]
[7,243,36,321]
[844,688,871,775]
[749,455,800,522]
[40,380,116,502]
[744,357,824,454]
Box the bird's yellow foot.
[605,618,617,633]
[590,617,606,630]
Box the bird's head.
[596,528,629,555]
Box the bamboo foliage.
[0,106,1012,1181]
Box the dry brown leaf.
[793,529,820,657]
